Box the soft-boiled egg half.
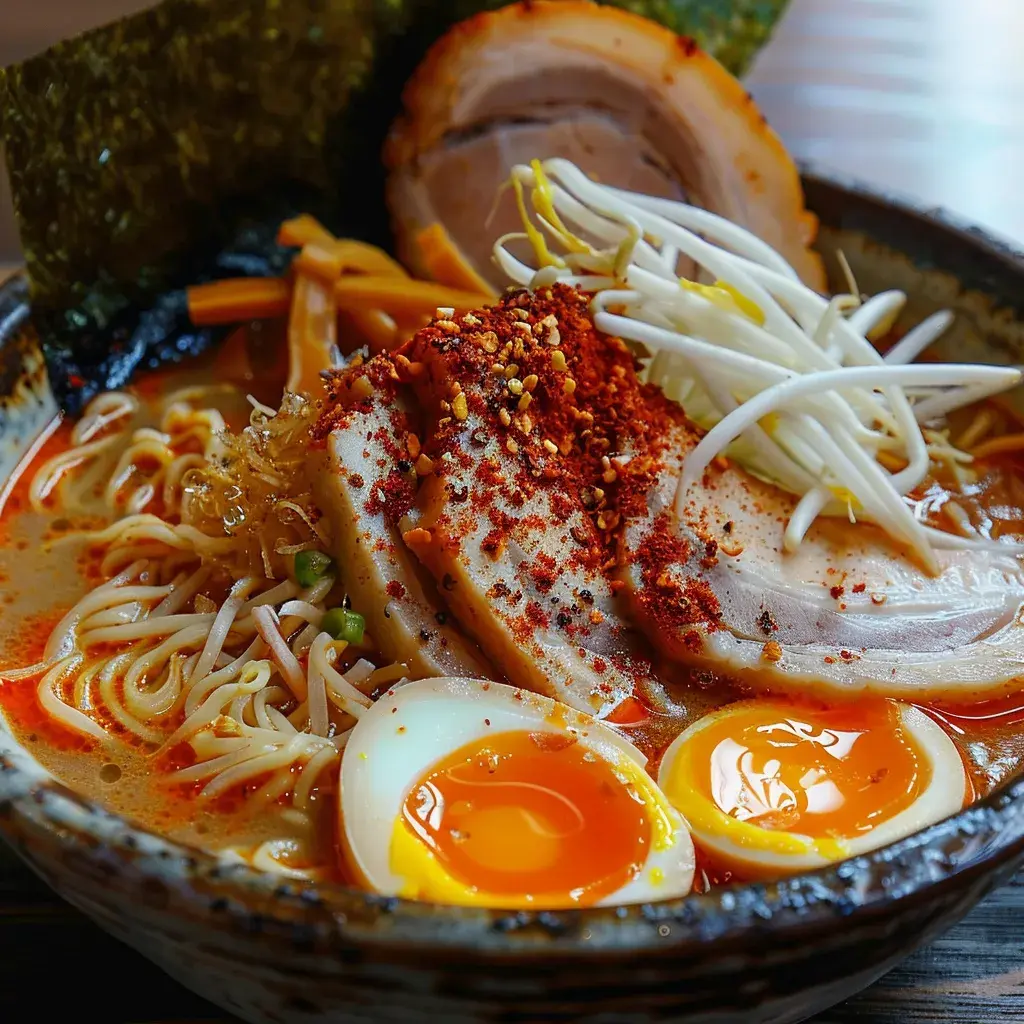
[658,698,966,876]
[339,677,695,908]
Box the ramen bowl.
[1,171,1024,1024]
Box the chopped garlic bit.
[494,157,1023,571]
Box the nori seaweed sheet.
[1,0,378,411]
[0,0,789,412]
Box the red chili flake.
[385,581,406,600]
[550,492,575,521]
[525,601,549,628]
[475,459,505,489]
[364,470,415,525]
[830,585,845,600]
[677,35,699,57]
[702,538,719,568]
[480,528,505,558]
[529,553,558,594]
[405,286,695,575]
[312,286,726,686]
[852,583,867,594]
[632,513,720,633]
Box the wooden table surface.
[3,0,1024,1021]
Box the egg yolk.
[398,729,650,906]
[673,699,928,840]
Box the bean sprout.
[496,158,1023,566]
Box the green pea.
[321,608,365,645]
[294,549,333,587]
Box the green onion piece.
[321,608,365,645]
[294,549,333,587]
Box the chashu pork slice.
[313,358,491,680]
[400,286,668,717]
[386,0,824,293]
[620,422,1024,701]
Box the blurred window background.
[2,0,1023,266]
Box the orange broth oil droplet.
[690,842,743,893]
[0,416,68,531]
[686,699,928,839]
[924,693,1024,732]
[0,610,92,753]
[401,729,650,905]
[605,695,649,727]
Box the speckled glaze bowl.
[2,172,1024,1024]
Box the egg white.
[657,701,966,874]
[339,676,695,907]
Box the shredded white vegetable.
[494,158,1023,570]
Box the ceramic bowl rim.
[2,169,1024,958]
